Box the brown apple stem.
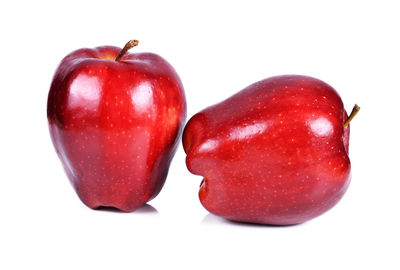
[115,40,139,62]
[344,104,360,127]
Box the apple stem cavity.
[115,40,139,62]
[344,104,360,127]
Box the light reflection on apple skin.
[308,117,334,137]
[229,121,269,140]
[198,139,219,153]
[196,121,270,154]
[130,81,154,113]
[68,73,102,110]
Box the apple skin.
[183,75,351,225]
[48,45,186,211]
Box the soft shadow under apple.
[95,203,159,215]
[201,213,303,228]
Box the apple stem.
[115,40,139,62]
[344,104,360,127]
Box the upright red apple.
[48,40,186,211]
[183,75,359,225]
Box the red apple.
[48,40,186,211]
[183,75,359,225]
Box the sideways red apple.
[183,75,359,225]
[48,40,186,211]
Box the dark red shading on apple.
[48,40,186,211]
[183,75,359,225]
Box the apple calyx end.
[344,104,360,128]
[115,40,139,62]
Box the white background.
[1,0,399,269]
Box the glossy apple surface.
[183,75,353,225]
[48,42,186,211]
